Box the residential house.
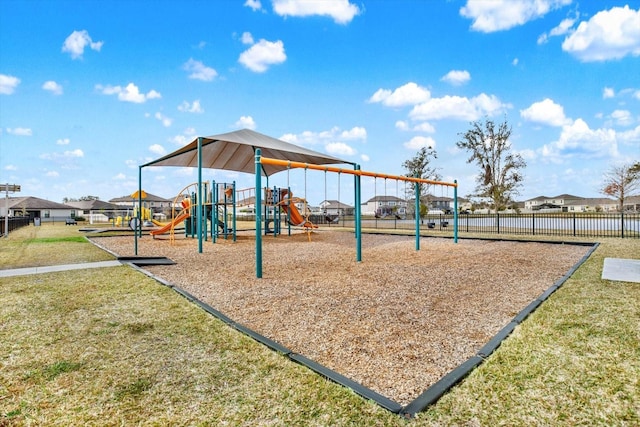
[109,192,173,216]
[65,199,123,223]
[524,194,618,212]
[361,195,407,217]
[1,196,75,223]
[318,199,354,216]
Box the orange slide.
[150,198,191,236]
[280,201,317,229]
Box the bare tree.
[601,162,640,211]
[456,118,526,212]
[402,146,441,216]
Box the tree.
[402,146,441,217]
[456,118,526,212]
[601,162,640,212]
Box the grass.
[0,225,114,269]
[1,223,639,425]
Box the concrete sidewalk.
[602,258,640,284]
[0,260,123,278]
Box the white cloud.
[0,74,20,95]
[279,126,365,157]
[4,164,18,171]
[241,32,254,45]
[42,80,63,95]
[96,83,161,103]
[56,138,70,145]
[178,100,204,113]
[441,70,471,86]
[610,109,634,127]
[403,136,436,150]
[413,122,436,133]
[368,82,431,107]
[61,30,103,59]
[360,154,370,162]
[7,127,32,136]
[239,39,286,72]
[235,115,256,130]
[45,170,59,178]
[244,0,262,11]
[618,125,640,144]
[340,126,366,140]
[183,58,218,81]
[562,5,640,62]
[540,119,619,162]
[149,144,166,155]
[170,127,197,146]
[40,149,84,170]
[326,142,356,156]
[520,98,571,127]
[272,0,361,24]
[538,16,576,44]
[512,57,519,66]
[154,112,172,127]
[603,87,615,99]
[395,121,409,131]
[460,0,571,33]
[113,173,127,180]
[409,93,509,121]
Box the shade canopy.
[143,129,355,176]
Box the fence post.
[621,211,625,239]
[497,212,500,234]
[573,213,576,237]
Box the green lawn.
[1,223,638,426]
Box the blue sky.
[1,0,639,205]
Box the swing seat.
[427,222,436,229]
[441,221,449,228]
[325,215,339,224]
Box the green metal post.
[355,164,362,262]
[255,149,262,278]
[415,178,420,251]
[197,137,203,253]
[211,180,220,243]
[135,166,142,255]
[232,181,237,242]
[453,180,458,243]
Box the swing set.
[254,149,458,278]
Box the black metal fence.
[0,217,31,235]
[310,212,640,239]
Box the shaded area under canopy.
[143,128,355,176]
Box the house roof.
[564,197,616,206]
[320,199,353,209]
[7,196,72,210]
[109,192,171,203]
[142,128,354,177]
[65,200,121,210]
[364,195,406,203]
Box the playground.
[93,230,591,406]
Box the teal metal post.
[135,166,142,255]
[197,137,203,253]
[415,179,420,251]
[255,149,263,278]
[212,180,217,243]
[453,180,458,243]
[232,180,237,242]
[354,165,362,262]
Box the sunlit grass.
[1,225,638,425]
[0,223,115,268]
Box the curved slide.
[280,202,317,229]
[150,210,190,236]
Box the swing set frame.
[254,148,458,278]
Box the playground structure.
[254,149,458,278]
[134,129,458,273]
[148,180,318,243]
